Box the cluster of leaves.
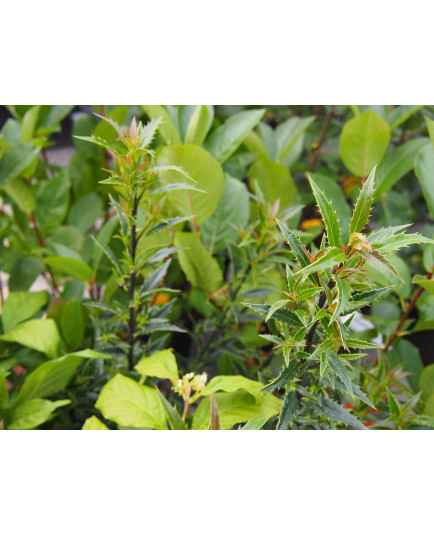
[1,105,434,430]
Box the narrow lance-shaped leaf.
[350,166,376,235]
[296,247,346,276]
[308,175,341,247]
[358,249,403,282]
[329,276,351,325]
[276,219,317,284]
[277,390,297,430]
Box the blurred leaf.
[374,138,429,200]
[174,232,223,294]
[201,175,250,254]
[205,109,265,163]
[8,399,70,430]
[67,193,103,233]
[45,256,93,282]
[8,257,44,292]
[61,299,84,349]
[2,290,48,333]
[156,144,224,225]
[0,318,60,358]
[415,144,434,219]
[340,111,390,177]
[0,143,40,188]
[275,115,315,163]
[141,105,181,145]
[35,170,70,237]
[184,105,214,145]
[248,157,296,210]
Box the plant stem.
[127,195,140,370]
[382,267,434,354]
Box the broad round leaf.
[156,145,224,226]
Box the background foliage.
[1,104,434,430]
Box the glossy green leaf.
[1,290,48,333]
[204,109,265,163]
[350,166,376,234]
[67,193,103,233]
[248,157,296,211]
[135,349,178,381]
[44,256,93,282]
[308,175,341,247]
[17,349,107,401]
[275,115,315,163]
[374,138,429,200]
[184,105,213,145]
[8,257,45,292]
[413,274,434,296]
[174,232,223,294]
[61,299,84,349]
[35,105,75,133]
[419,365,434,402]
[8,399,70,430]
[2,176,35,215]
[0,318,60,358]
[425,116,434,149]
[415,144,434,219]
[156,144,224,225]
[35,171,70,237]
[388,105,423,129]
[95,374,168,430]
[0,143,40,188]
[340,111,390,177]
[201,175,250,254]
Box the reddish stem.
[382,268,434,354]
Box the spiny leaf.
[277,390,297,430]
[276,219,311,269]
[358,248,403,282]
[328,353,353,397]
[329,276,351,325]
[308,175,341,247]
[311,398,366,429]
[243,303,304,327]
[296,247,346,276]
[265,299,290,323]
[350,166,376,235]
